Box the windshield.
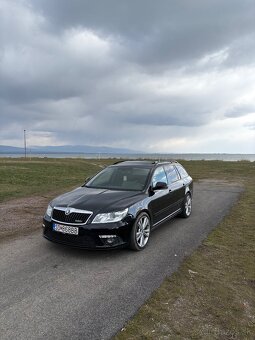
[86,166,151,191]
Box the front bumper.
[42,217,133,249]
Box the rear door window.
[164,164,180,183]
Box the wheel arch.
[185,186,192,198]
[135,208,152,222]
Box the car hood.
[50,186,146,214]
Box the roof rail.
[113,160,126,165]
[154,159,178,164]
[112,159,178,165]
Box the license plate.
[53,223,79,235]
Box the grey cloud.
[244,122,255,130]
[104,97,210,127]
[223,33,255,67]
[34,0,254,37]
[34,0,255,68]
[1,0,255,152]
[225,104,255,118]
[0,41,117,104]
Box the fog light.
[42,224,45,228]
[99,235,117,239]
[99,235,117,245]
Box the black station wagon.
[43,160,193,251]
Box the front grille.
[52,208,92,225]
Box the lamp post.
[24,129,27,159]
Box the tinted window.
[164,164,180,183]
[89,167,114,186]
[176,165,189,178]
[86,166,150,191]
[152,166,168,187]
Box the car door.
[164,164,185,214]
[148,166,170,225]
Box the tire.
[129,212,151,251]
[180,193,192,218]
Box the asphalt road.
[0,181,243,340]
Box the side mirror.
[153,181,168,190]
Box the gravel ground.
[0,196,50,239]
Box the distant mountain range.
[0,144,141,154]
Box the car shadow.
[42,237,132,260]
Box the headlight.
[92,208,128,224]
[46,205,53,217]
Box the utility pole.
[24,129,27,159]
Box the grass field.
[0,157,253,202]
[0,157,114,202]
[0,157,254,338]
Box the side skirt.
[152,208,182,230]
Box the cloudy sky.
[1,0,255,153]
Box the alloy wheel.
[136,215,150,248]
[185,195,192,216]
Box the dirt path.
[0,195,52,240]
